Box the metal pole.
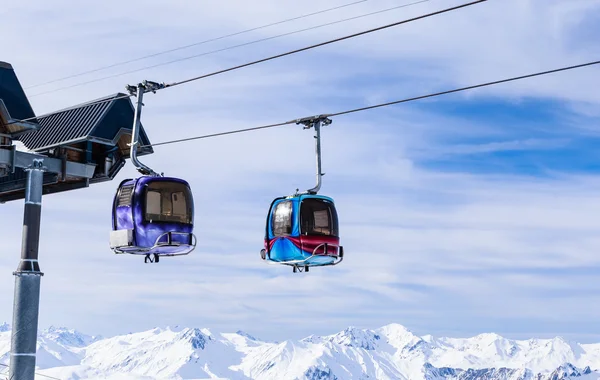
[129,84,156,176]
[306,120,323,194]
[9,159,45,380]
[128,81,162,177]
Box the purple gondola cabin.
[109,176,196,261]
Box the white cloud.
[0,0,599,344]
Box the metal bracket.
[295,114,332,129]
[126,80,166,97]
[0,144,17,176]
[294,115,332,195]
[144,254,159,263]
[27,158,45,172]
[125,85,138,96]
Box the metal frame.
[261,242,344,273]
[0,147,96,179]
[111,230,197,257]
[268,242,344,265]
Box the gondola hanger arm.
[126,80,166,176]
[295,115,331,195]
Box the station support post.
[9,159,45,380]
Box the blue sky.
[1,0,600,344]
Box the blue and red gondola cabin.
[262,194,343,267]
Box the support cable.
[8,0,483,125]
[163,0,486,90]
[24,0,373,89]
[27,0,431,97]
[143,60,600,148]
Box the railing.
[112,231,196,256]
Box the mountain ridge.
[0,323,597,379]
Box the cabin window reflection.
[146,191,161,215]
[144,182,193,224]
[272,201,293,236]
[172,192,187,217]
[300,198,339,237]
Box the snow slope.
[0,323,598,379]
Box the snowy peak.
[473,332,504,341]
[547,362,592,378]
[378,322,414,335]
[0,323,9,333]
[377,322,424,352]
[80,327,216,377]
[41,326,99,348]
[326,326,382,350]
[302,326,383,350]
[0,326,97,369]
[175,327,211,350]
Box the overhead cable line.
[28,0,431,98]
[163,0,486,89]
[144,60,600,148]
[11,0,483,125]
[328,60,600,116]
[25,0,372,90]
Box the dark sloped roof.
[0,61,39,136]
[18,93,152,154]
[0,61,37,122]
[21,94,113,149]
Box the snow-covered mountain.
[0,323,598,380]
